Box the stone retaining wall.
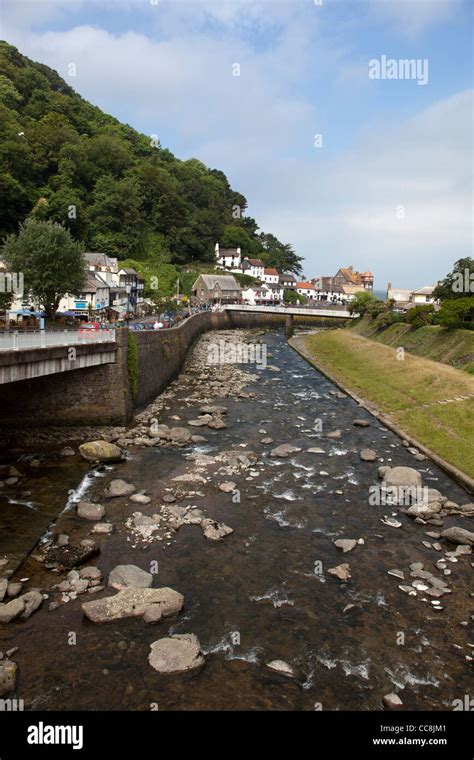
[0,310,341,428]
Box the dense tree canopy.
[433,257,474,301]
[0,42,299,272]
[348,290,377,315]
[435,297,474,329]
[2,218,85,318]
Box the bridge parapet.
[0,329,115,352]
[224,304,355,318]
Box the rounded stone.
[148,634,204,674]
[143,604,163,624]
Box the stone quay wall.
[0,310,341,428]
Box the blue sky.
[2,0,473,288]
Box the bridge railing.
[0,329,116,352]
[223,304,354,318]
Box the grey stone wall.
[0,310,341,428]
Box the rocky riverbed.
[0,328,472,710]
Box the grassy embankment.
[349,316,474,372]
[300,329,474,479]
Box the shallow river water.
[1,329,472,711]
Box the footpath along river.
[0,328,472,711]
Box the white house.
[410,284,437,304]
[279,273,297,290]
[241,286,261,305]
[262,267,279,284]
[241,258,265,279]
[296,282,317,300]
[241,283,283,304]
[215,242,241,270]
[57,271,111,318]
[387,282,438,311]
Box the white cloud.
[367,0,465,38]
[2,1,471,288]
[256,89,473,288]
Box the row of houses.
[1,253,145,321]
[215,243,290,302]
[386,282,437,311]
[215,243,374,305]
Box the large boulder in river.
[19,590,43,620]
[148,424,170,439]
[103,479,136,498]
[0,659,17,696]
[79,440,124,463]
[266,660,295,677]
[270,444,301,458]
[40,541,100,571]
[407,502,442,519]
[168,427,192,445]
[327,563,351,581]
[108,564,153,591]
[201,519,233,541]
[0,598,25,624]
[383,466,422,489]
[148,634,204,674]
[82,587,183,623]
[383,693,403,711]
[77,501,106,521]
[441,527,474,546]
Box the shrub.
[348,291,377,315]
[434,297,474,329]
[366,300,387,318]
[406,304,434,328]
[374,311,407,329]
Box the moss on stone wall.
[127,332,139,398]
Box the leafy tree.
[2,218,85,318]
[433,258,474,301]
[348,290,377,315]
[0,288,14,315]
[88,175,143,256]
[0,74,21,107]
[435,297,474,329]
[406,304,435,328]
[283,289,303,304]
[0,42,297,273]
[220,225,258,255]
[366,299,387,318]
[239,216,259,238]
[258,233,303,274]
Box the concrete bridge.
[0,330,116,385]
[224,304,354,319]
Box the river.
[0,328,472,711]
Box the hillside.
[349,316,474,372]
[0,41,302,274]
